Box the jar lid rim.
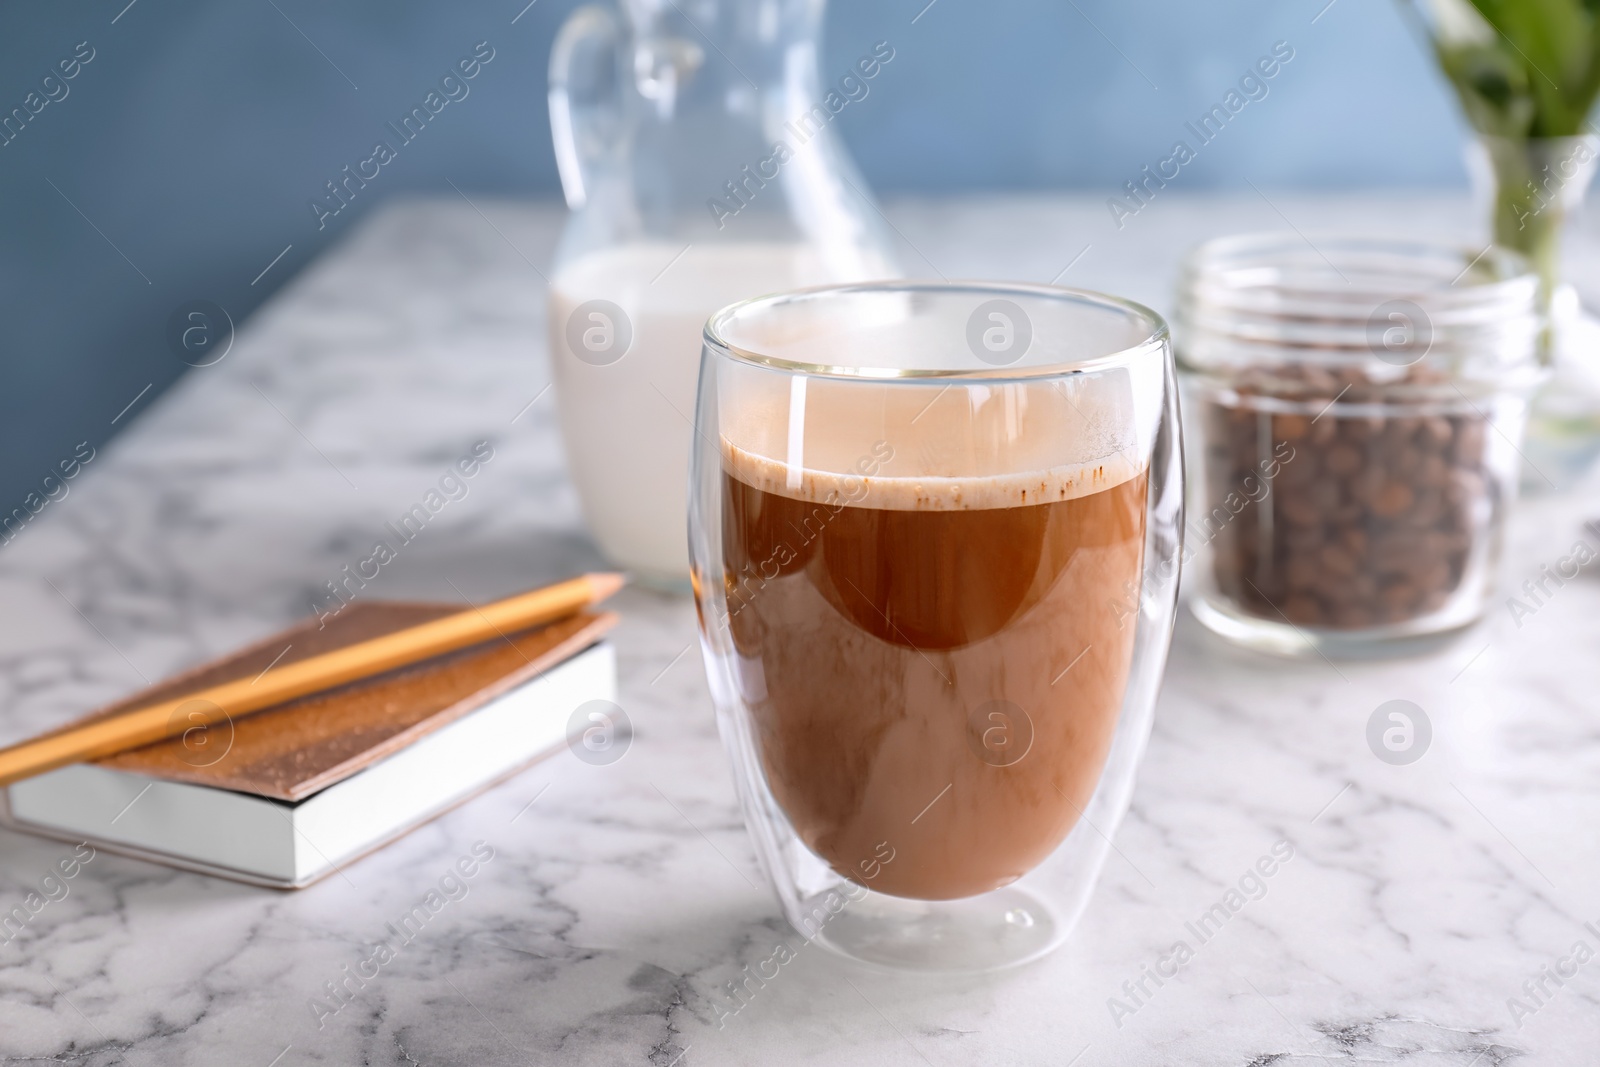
[1181,232,1538,299]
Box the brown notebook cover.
[65,601,617,802]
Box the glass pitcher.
[546,0,899,585]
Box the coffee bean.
[1341,415,1387,442]
[1278,456,1317,487]
[1409,489,1445,527]
[1381,418,1417,451]
[1325,444,1362,477]
[1200,363,1493,632]
[1278,493,1322,526]
[1284,594,1323,622]
[1331,502,1366,525]
[1452,419,1486,463]
[1274,414,1310,441]
[1286,525,1325,551]
[1318,543,1359,578]
[1309,481,1343,515]
[1446,468,1484,506]
[1331,604,1374,628]
[1302,367,1339,392]
[1420,417,1453,450]
[1379,581,1417,610]
[1371,482,1415,517]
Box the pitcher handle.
[549,4,622,211]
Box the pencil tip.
[585,572,628,600]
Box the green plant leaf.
[1438,39,1536,136]
[1461,0,1600,133]
[1407,0,1600,135]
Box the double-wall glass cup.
[689,282,1184,972]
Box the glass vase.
[1466,135,1598,296]
[1467,135,1600,489]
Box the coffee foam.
[718,373,1148,511]
[723,439,1143,511]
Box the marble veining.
[0,194,1597,1064]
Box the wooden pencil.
[0,572,625,787]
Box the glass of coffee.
[689,282,1183,973]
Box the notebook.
[1,601,617,888]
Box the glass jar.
[1175,234,1543,657]
[689,282,1183,972]
[546,0,898,586]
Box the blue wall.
[0,0,1468,521]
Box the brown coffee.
[719,447,1147,901]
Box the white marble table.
[2,194,1598,1066]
